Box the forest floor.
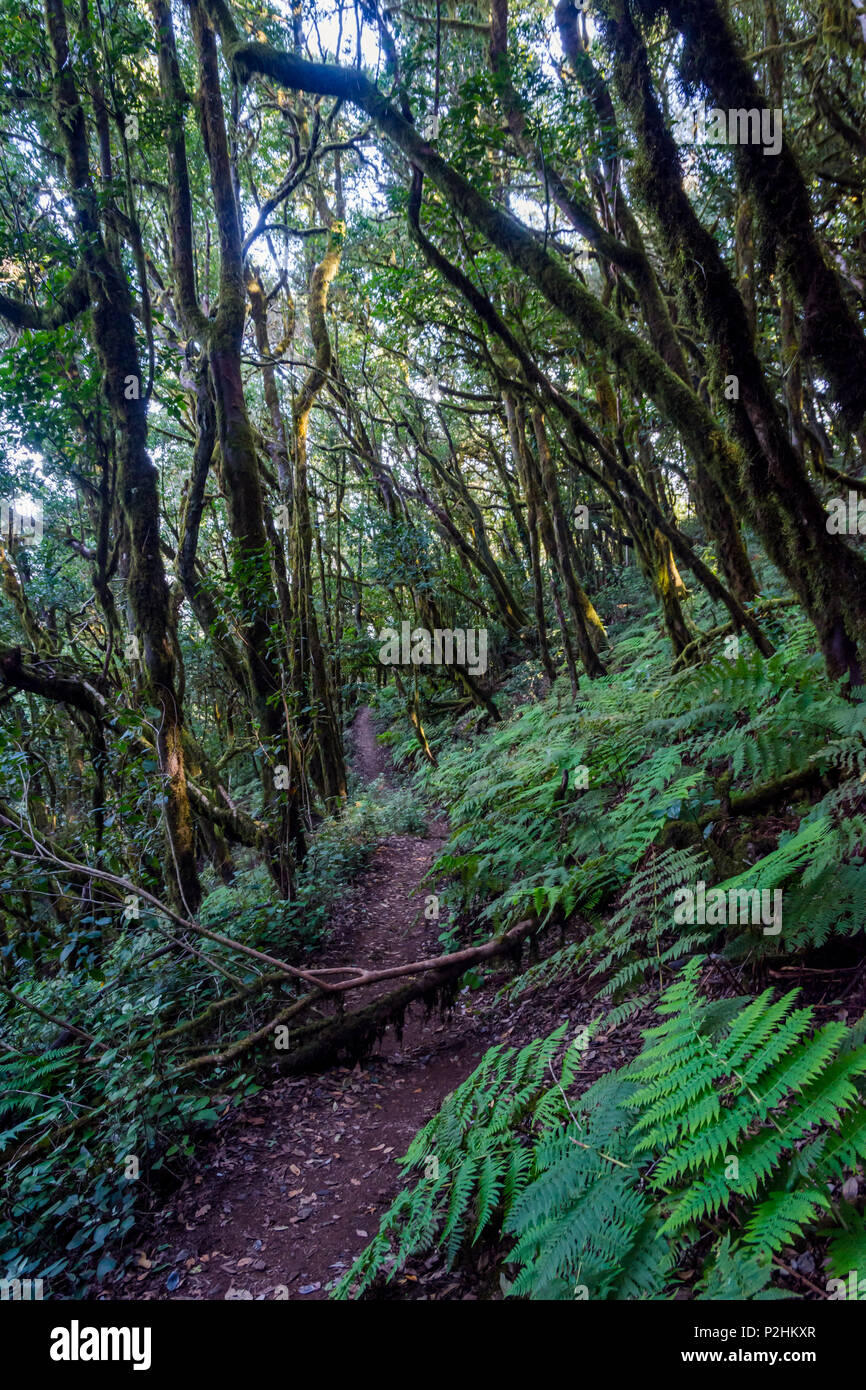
[111,707,630,1302]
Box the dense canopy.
[2,0,866,1313]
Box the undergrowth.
[337,959,866,1300]
[344,584,866,1299]
[0,775,421,1293]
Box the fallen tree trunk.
[216,918,538,1076]
[2,920,538,1167]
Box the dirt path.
[350,704,393,787]
[116,707,496,1302]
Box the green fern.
[333,1026,574,1299]
[336,958,866,1300]
[696,1235,791,1300]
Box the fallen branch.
[2,920,538,1166]
[0,983,106,1051]
[0,814,335,994]
[267,919,538,1075]
[672,597,799,670]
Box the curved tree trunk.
[45,0,201,912]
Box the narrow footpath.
[116,709,508,1300]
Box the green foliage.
[338,958,866,1300]
[504,1070,672,1301]
[333,1025,577,1298]
[630,959,866,1247]
[405,603,866,994]
[1,0,864,1314]
[695,1236,786,1300]
[0,1030,243,1292]
[0,781,408,1293]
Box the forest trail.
[118,708,495,1302]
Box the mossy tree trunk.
[290,221,348,810]
[599,0,866,682]
[45,0,201,912]
[191,0,307,880]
